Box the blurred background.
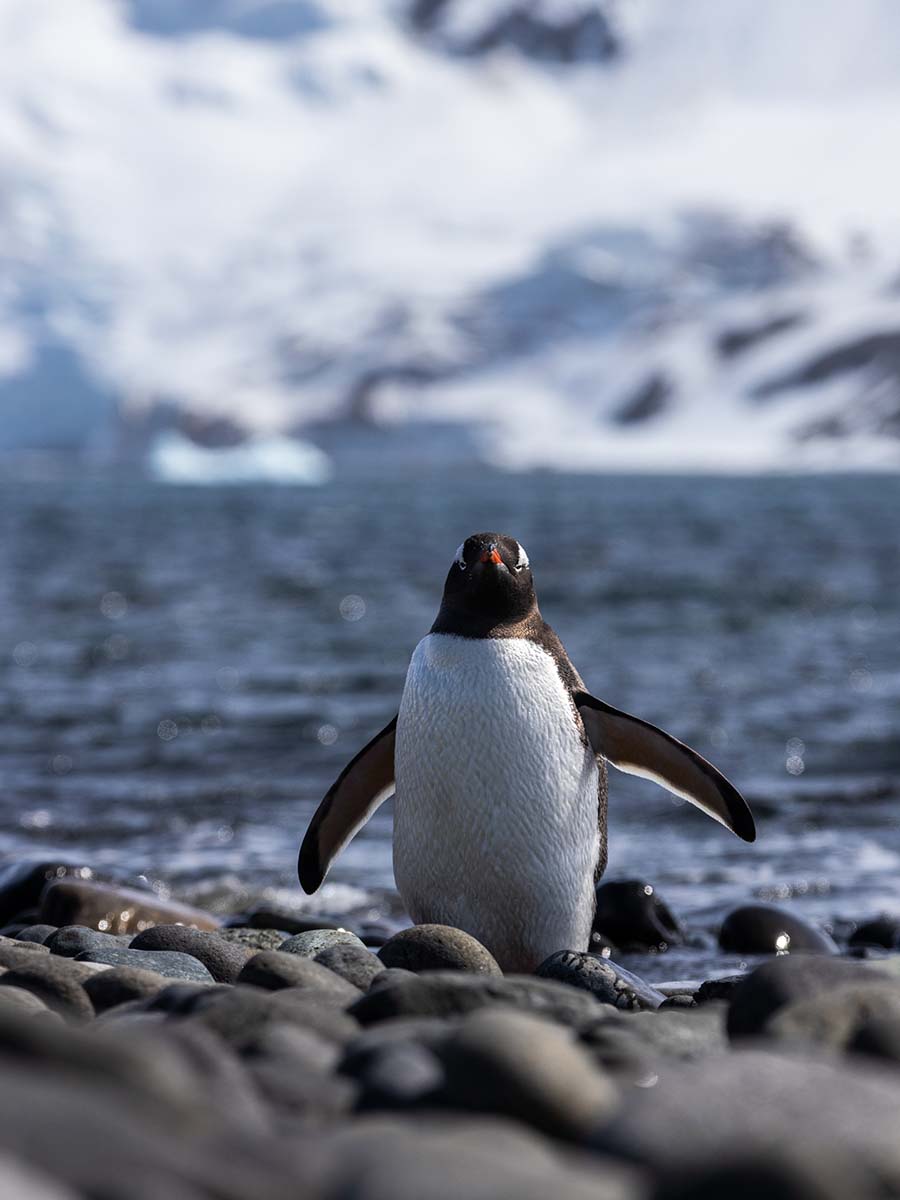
[1,0,898,976]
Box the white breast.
[392,633,600,971]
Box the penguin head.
[439,532,536,627]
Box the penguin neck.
[429,599,543,641]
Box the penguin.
[298,531,755,971]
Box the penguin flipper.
[298,716,397,893]
[574,692,755,843]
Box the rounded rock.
[350,971,605,1028]
[15,924,58,945]
[74,946,214,983]
[47,926,127,959]
[768,982,900,1050]
[849,917,900,950]
[355,1040,446,1112]
[0,985,50,1016]
[39,879,218,936]
[378,925,502,976]
[186,984,359,1048]
[0,956,96,1020]
[536,950,664,1010]
[83,966,171,1013]
[727,956,886,1039]
[0,859,93,927]
[718,904,838,955]
[279,928,367,958]
[218,926,290,952]
[315,943,386,991]
[237,950,362,1002]
[593,880,685,952]
[129,925,254,983]
[440,1007,618,1139]
[228,907,346,935]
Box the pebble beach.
[0,859,899,1199]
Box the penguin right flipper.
[298,716,397,893]
[574,692,756,843]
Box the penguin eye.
[454,542,467,571]
[514,543,530,573]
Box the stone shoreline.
[0,861,899,1198]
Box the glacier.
[1,0,900,472]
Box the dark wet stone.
[849,916,900,950]
[349,971,604,1028]
[0,859,93,926]
[15,924,58,945]
[0,955,97,1019]
[129,925,254,983]
[378,925,502,976]
[593,880,685,952]
[237,950,362,1001]
[218,926,290,951]
[439,1007,617,1139]
[315,942,386,990]
[718,904,838,955]
[728,956,886,1039]
[186,983,359,1048]
[47,925,127,958]
[279,928,367,958]
[767,982,900,1050]
[226,906,346,935]
[659,995,695,1009]
[74,946,214,982]
[651,1150,865,1200]
[355,1039,445,1112]
[694,975,744,1005]
[40,879,219,936]
[83,965,171,1013]
[536,951,665,1010]
[596,1050,900,1191]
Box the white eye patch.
[514,542,529,571]
[454,542,467,570]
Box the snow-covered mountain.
[2,0,900,473]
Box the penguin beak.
[479,547,503,565]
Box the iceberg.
[147,431,332,485]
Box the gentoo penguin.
[298,532,755,971]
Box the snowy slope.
[2,0,900,470]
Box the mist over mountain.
[3,0,900,472]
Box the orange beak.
[480,547,502,565]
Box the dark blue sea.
[1,472,898,979]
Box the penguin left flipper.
[298,716,397,894]
[574,692,756,843]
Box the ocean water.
[1,472,898,978]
